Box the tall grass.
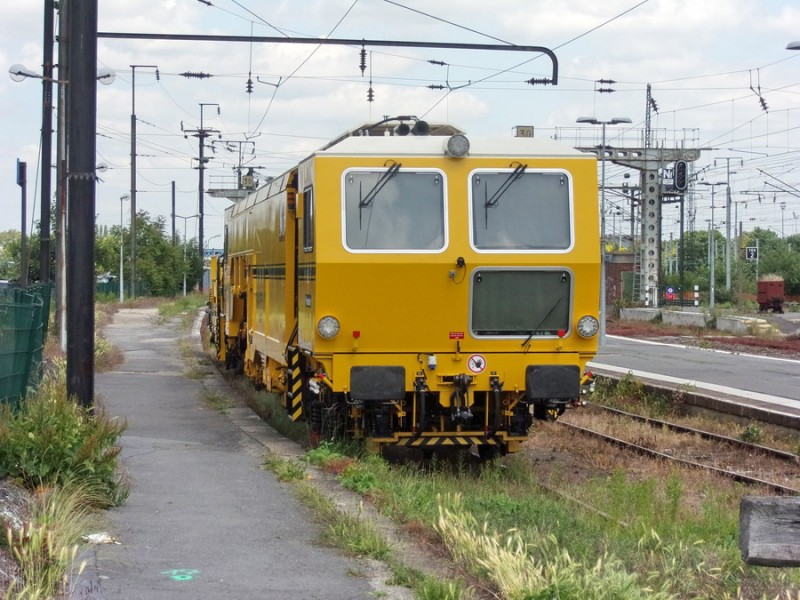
[156,294,207,329]
[305,443,800,599]
[3,482,101,599]
[436,494,674,600]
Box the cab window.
[343,167,445,251]
[471,169,572,251]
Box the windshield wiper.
[522,295,562,348]
[359,161,401,228]
[484,162,527,228]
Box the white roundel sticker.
[467,354,487,374]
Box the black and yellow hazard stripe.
[393,436,498,448]
[285,345,304,421]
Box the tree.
[94,211,200,297]
[0,229,45,284]
[660,226,800,305]
[749,229,800,295]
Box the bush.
[0,360,128,507]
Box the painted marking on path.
[162,569,200,581]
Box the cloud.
[1,0,798,243]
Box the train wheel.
[307,395,322,447]
[477,444,497,461]
[308,430,322,448]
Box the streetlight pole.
[119,194,129,303]
[576,116,632,345]
[174,214,199,296]
[780,202,786,237]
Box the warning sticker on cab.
[467,354,486,374]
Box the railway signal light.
[674,160,688,191]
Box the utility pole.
[40,0,55,283]
[129,64,158,299]
[55,0,69,350]
[715,156,742,291]
[182,103,219,293]
[171,180,176,244]
[66,0,97,408]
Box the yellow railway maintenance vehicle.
[209,117,600,457]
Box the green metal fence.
[0,284,52,408]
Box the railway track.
[558,405,800,496]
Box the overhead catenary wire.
[84,1,800,240]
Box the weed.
[93,334,122,372]
[738,423,764,444]
[262,455,307,482]
[340,464,379,495]
[201,389,235,411]
[235,384,309,446]
[414,577,465,600]
[305,442,347,466]
[182,364,207,380]
[155,295,207,326]
[294,483,392,560]
[0,363,128,506]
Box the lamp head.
[97,67,116,85]
[8,63,39,82]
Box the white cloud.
[1,0,799,244]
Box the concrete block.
[716,316,780,336]
[619,308,661,322]
[740,496,800,567]
[715,316,750,334]
[661,310,708,327]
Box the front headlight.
[576,315,599,338]
[444,134,470,157]
[317,316,340,339]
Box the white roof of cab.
[316,134,589,159]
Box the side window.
[303,186,314,252]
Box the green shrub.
[0,360,128,507]
[340,464,379,495]
[263,455,306,482]
[305,442,346,466]
[738,423,763,444]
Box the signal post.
[576,145,703,307]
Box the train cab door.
[295,160,317,353]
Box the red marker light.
[557,329,566,338]
[353,330,361,339]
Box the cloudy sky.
[2,0,800,248]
